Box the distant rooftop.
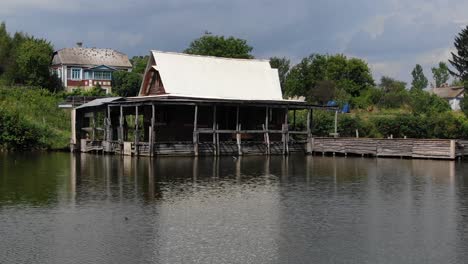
[52,47,132,68]
[431,86,464,99]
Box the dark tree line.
[0,22,61,92]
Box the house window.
[84,71,93,79]
[57,69,62,79]
[71,68,81,80]
[94,71,112,80]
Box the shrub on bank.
[0,86,70,150]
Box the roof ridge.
[150,50,269,62]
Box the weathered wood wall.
[311,138,464,160]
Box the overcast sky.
[1,0,467,84]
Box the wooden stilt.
[306,108,313,154]
[236,106,242,156]
[134,105,139,156]
[91,112,96,140]
[283,108,289,155]
[216,124,220,156]
[107,105,112,142]
[149,104,156,156]
[119,105,124,144]
[237,123,242,156]
[264,106,270,155]
[213,105,217,156]
[193,105,199,156]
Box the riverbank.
[0,86,70,150]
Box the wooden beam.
[283,108,289,155]
[134,105,139,156]
[306,108,313,154]
[265,106,270,155]
[213,105,217,156]
[119,105,124,144]
[237,123,242,156]
[236,105,242,156]
[91,112,96,141]
[193,105,199,156]
[293,109,296,131]
[149,104,155,156]
[106,105,112,142]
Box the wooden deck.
[311,138,466,160]
[80,137,467,160]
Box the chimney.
[76,42,83,48]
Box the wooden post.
[306,108,313,154]
[293,109,296,131]
[237,123,242,156]
[134,105,139,156]
[236,106,242,156]
[91,112,96,141]
[193,105,199,156]
[119,105,124,144]
[334,110,338,138]
[283,108,289,155]
[213,105,217,156]
[149,104,155,156]
[107,105,112,142]
[216,124,220,156]
[265,107,270,155]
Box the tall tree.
[449,25,468,80]
[130,55,149,74]
[269,57,290,93]
[431,62,450,87]
[184,34,253,59]
[449,25,468,115]
[283,54,374,102]
[15,38,55,88]
[0,22,11,76]
[112,71,142,97]
[411,64,428,90]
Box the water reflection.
[1,153,468,263]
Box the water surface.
[1,153,468,263]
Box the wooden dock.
[311,138,466,160]
[80,137,467,160]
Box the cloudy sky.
[1,0,467,84]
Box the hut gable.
[139,51,283,100]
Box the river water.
[1,153,468,263]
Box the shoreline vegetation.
[0,87,70,151]
[1,23,468,151]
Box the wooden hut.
[71,51,334,156]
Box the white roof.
[149,51,283,101]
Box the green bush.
[0,86,70,150]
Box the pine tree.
[449,25,468,115]
[411,64,428,90]
[449,25,468,80]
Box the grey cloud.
[0,0,465,83]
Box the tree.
[269,57,290,93]
[449,25,468,80]
[283,54,374,102]
[0,22,11,77]
[431,62,450,87]
[15,38,59,90]
[112,71,142,96]
[184,34,253,59]
[411,64,428,90]
[130,55,149,74]
[377,76,409,108]
[380,76,406,93]
[308,80,336,104]
[449,25,468,116]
